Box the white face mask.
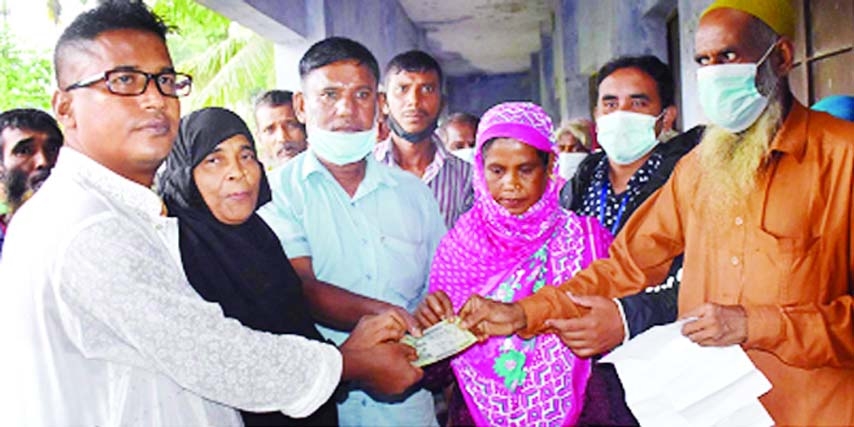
[595,110,662,165]
[451,147,475,164]
[696,42,777,133]
[558,152,588,179]
[307,125,377,166]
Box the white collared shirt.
[0,147,341,426]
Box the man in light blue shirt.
[260,37,445,427]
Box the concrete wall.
[552,0,672,126]
[677,0,714,128]
[323,0,427,76]
[542,0,714,129]
[204,0,426,91]
[203,0,715,127]
[445,72,533,118]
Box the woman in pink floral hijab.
[417,102,612,426]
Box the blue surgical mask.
[697,42,777,133]
[307,125,377,166]
[595,110,662,165]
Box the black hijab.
[158,107,337,426]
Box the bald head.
[695,8,794,87]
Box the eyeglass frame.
[63,67,193,98]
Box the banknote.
[401,318,478,367]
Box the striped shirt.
[374,135,473,229]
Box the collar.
[769,101,808,162]
[375,134,446,164]
[301,150,397,199]
[374,134,447,182]
[55,147,165,219]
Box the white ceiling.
[398,0,552,76]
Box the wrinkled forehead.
[302,59,378,90]
[1,127,60,147]
[695,8,757,56]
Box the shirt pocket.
[381,234,428,309]
[755,224,822,305]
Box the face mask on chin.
[697,42,778,133]
[595,110,664,165]
[307,125,377,166]
[387,114,438,143]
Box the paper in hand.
[401,318,477,367]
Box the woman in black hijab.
[158,107,337,426]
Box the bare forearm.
[303,278,388,330]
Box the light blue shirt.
[260,150,445,427]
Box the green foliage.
[152,0,274,123]
[0,26,53,112]
[152,0,230,65]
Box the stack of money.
[401,318,478,367]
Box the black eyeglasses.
[64,69,193,98]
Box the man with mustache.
[0,108,63,257]
[458,0,854,424]
[259,37,446,426]
[254,89,307,169]
[374,50,473,228]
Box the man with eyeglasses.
[0,2,423,425]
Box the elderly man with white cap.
[457,0,854,424]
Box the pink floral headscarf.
[429,102,612,427]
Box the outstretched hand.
[545,293,625,358]
[458,294,527,340]
[340,312,423,396]
[414,290,455,329]
[375,303,423,337]
[347,310,409,349]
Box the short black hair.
[385,50,443,87]
[596,55,675,108]
[442,112,480,130]
[0,109,63,161]
[298,37,379,84]
[54,0,170,84]
[255,90,294,111]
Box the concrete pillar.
[530,52,541,105]
[678,0,714,128]
[537,27,560,122]
[555,0,592,122]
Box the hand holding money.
[347,310,409,350]
[340,312,423,396]
[414,290,455,329]
[401,318,477,367]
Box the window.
[790,0,854,105]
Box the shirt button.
[365,274,372,280]
[734,216,744,226]
[730,256,739,266]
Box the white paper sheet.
[600,319,774,427]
